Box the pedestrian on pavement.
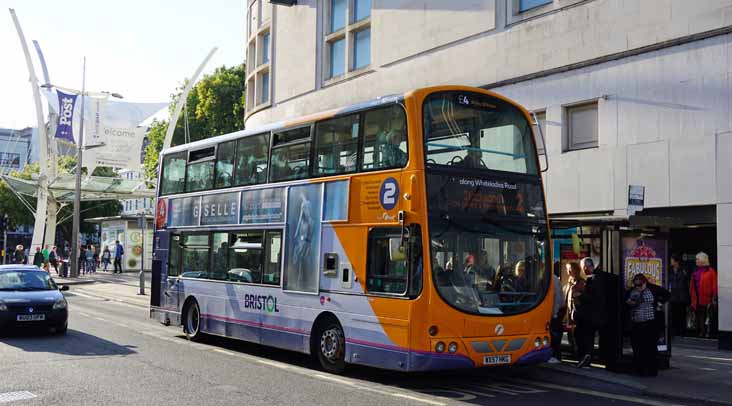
[574,257,609,368]
[42,244,50,269]
[49,246,59,275]
[33,247,44,269]
[548,262,567,364]
[13,245,26,265]
[690,252,718,338]
[85,245,95,274]
[626,273,670,377]
[79,245,87,275]
[114,240,124,273]
[563,262,585,356]
[669,254,690,336]
[90,245,99,273]
[101,246,111,272]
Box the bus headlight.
[435,342,446,353]
[0,301,6,311]
[448,342,458,353]
[534,338,541,348]
[542,336,550,347]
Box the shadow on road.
[0,329,137,357]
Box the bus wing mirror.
[389,238,407,262]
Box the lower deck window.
[366,228,408,295]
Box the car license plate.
[483,354,511,365]
[17,314,45,321]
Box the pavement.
[49,272,732,405]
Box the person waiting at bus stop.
[574,257,608,368]
[626,273,669,377]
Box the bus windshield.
[429,217,548,316]
[423,91,538,175]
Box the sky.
[0,0,245,129]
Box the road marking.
[67,290,148,310]
[513,378,687,406]
[213,349,235,356]
[686,354,732,363]
[256,359,292,370]
[0,391,37,403]
[313,374,356,386]
[391,393,447,406]
[699,367,717,371]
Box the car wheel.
[183,300,204,342]
[316,321,346,374]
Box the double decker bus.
[150,85,552,373]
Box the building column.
[717,203,732,349]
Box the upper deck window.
[314,114,359,176]
[361,105,408,171]
[423,91,538,175]
[160,152,187,195]
[270,126,311,182]
[186,147,215,192]
[234,133,269,186]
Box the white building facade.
[245,0,732,348]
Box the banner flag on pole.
[54,90,78,143]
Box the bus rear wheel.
[183,300,204,342]
[316,321,346,374]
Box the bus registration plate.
[483,354,511,365]
[17,314,45,321]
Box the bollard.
[138,270,145,295]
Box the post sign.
[628,185,645,216]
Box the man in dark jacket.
[668,254,690,336]
[575,257,609,368]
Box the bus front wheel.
[183,300,204,342]
[315,321,346,374]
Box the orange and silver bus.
[150,85,552,373]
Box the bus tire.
[183,299,204,342]
[314,319,346,374]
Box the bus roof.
[163,93,404,156]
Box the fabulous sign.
[55,90,78,143]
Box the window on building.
[519,0,552,12]
[565,102,598,151]
[314,114,359,176]
[234,133,269,186]
[246,0,273,112]
[270,126,311,182]
[366,228,408,295]
[533,111,547,155]
[362,105,408,170]
[160,152,186,195]
[325,0,372,80]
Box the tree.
[143,64,246,183]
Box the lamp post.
[41,59,123,277]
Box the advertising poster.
[241,188,285,224]
[622,237,668,352]
[200,192,239,225]
[168,196,201,227]
[622,237,666,289]
[283,184,322,293]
